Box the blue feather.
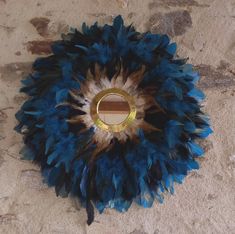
[188,88,205,101]
[165,120,182,148]
[187,142,204,157]
[166,42,177,55]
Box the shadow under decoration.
[15,16,212,225]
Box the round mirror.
[90,88,136,132]
[97,94,130,125]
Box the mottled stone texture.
[0,0,235,233]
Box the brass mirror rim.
[90,88,136,132]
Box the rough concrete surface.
[0,0,235,233]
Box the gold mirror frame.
[90,88,136,132]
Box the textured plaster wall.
[0,0,235,233]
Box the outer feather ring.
[15,15,212,225]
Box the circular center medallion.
[90,88,136,132]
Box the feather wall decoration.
[15,15,212,225]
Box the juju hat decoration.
[15,16,212,224]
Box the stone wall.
[0,0,234,233]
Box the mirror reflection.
[97,94,130,125]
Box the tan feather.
[139,121,161,132]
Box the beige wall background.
[0,0,235,233]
